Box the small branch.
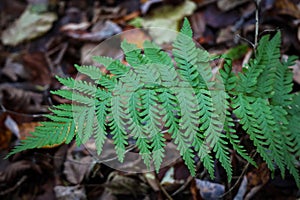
[157,180,173,200]
[0,103,45,118]
[219,151,257,199]
[0,176,27,196]
[254,0,261,53]
[171,176,193,196]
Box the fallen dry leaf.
[60,22,90,32]
[63,20,121,42]
[105,172,149,195]
[120,28,151,48]
[141,0,196,44]
[290,59,300,85]
[1,6,57,46]
[18,122,41,140]
[217,0,250,11]
[1,56,30,81]
[63,155,93,184]
[54,185,87,200]
[0,84,46,113]
[190,12,206,40]
[0,127,12,150]
[204,4,240,28]
[275,0,300,19]
[4,116,19,139]
[247,163,270,188]
[22,52,51,86]
[195,179,225,200]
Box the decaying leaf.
[140,0,196,44]
[204,4,240,28]
[217,0,250,11]
[54,185,87,200]
[22,52,51,86]
[0,160,42,183]
[1,57,30,81]
[161,167,175,185]
[195,179,225,200]
[120,29,151,48]
[234,176,248,200]
[63,20,122,42]
[4,116,19,139]
[0,84,46,113]
[18,122,41,140]
[63,155,93,184]
[104,172,149,195]
[275,0,300,19]
[0,116,13,150]
[1,6,57,46]
[292,60,300,84]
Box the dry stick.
[254,0,261,54]
[0,104,45,118]
[219,151,258,199]
[171,175,193,197]
[0,176,27,196]
[171,160,206,197]
[156,178,173,200]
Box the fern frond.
[287,93,300,157]
[172,19,204,89]
[157,88,180,133]
[7,117,76,157]
[143,40,180,88]
[205,90,233,181]
[56,76,97,97]
[93,56,129,77]
[126,89,153,168]
[109,82,129,162]
[251,32,281,98]
[223,91,255,166]
[74,64,103,80]
[172,84,198,175]
[8,20,300,188]
[180,18,193,37]
[232,94,275,171]
[236,60,264,94]
[121,40,148,67]
[138,88,161,169]
[51,90,95,106]
[151,132,166,172]
[271,56,295,106]
[94,99,109,155]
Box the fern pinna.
[8,18,300,187]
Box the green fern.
[7,18,300,187]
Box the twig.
[171,160,204,196]
[0,175,27,196]
[219,151,258,199]
[0,103,45,118]
[156,178,173,200]
[254,0,261,54]
[171,175,193,196]
[235,34,254,49]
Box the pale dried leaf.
[195,179,225,200]
[54,185,87,200]
[217,0,250,11]
[141,0,196,44]
[63,156,92,184]
[1,6,57,46]
[105,172,149,195]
